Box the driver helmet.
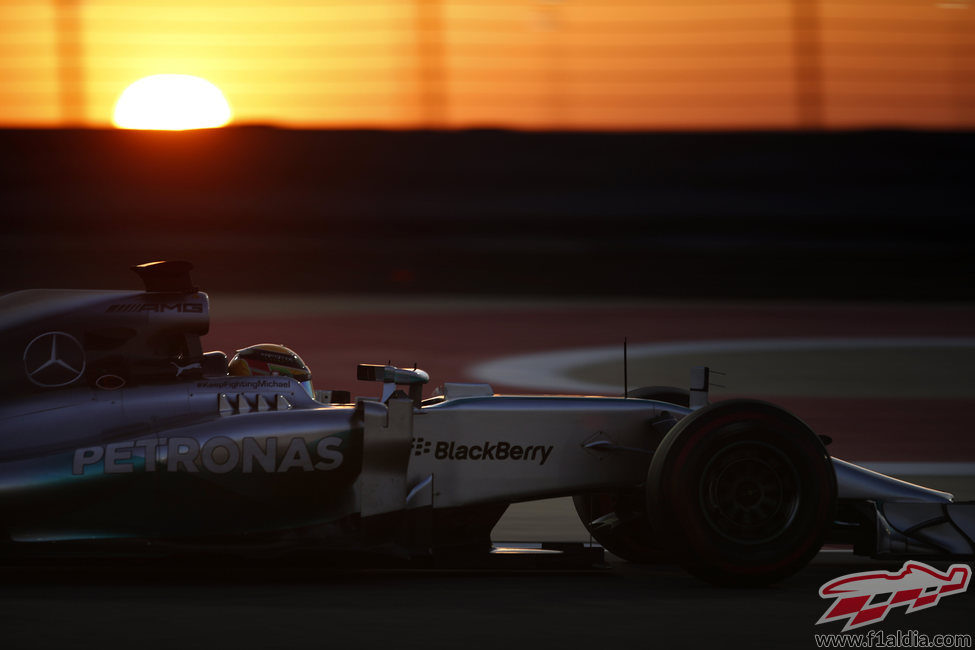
[228,343,314,398]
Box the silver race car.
[1,261,971,585]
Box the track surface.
[4,297,974,649]
[2,556,973,650]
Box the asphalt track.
[3,296,974,649]
[1,554,973,650]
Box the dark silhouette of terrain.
[1,128,970,299]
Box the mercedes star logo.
[24,331,86,388]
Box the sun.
[112,74,232,130]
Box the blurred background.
[0,0,972,297]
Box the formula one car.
[1,261,973,585]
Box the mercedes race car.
[1,261,972,585]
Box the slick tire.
[647,399,836,586]
[572,386,690,564]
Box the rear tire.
[647,399,836,586]
[572,386,689,563]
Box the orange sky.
[1,0,972,130]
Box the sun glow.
[112,74,232,130]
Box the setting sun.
[112,74,232,130]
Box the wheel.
[647,399,836,586]
[572,386,689,563]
